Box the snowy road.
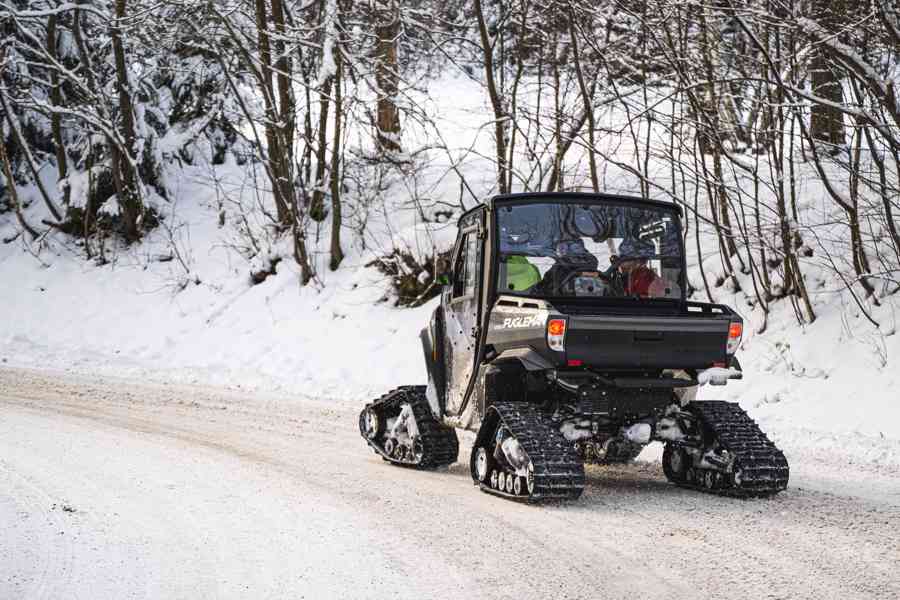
[1,368,898,600]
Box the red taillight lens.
[547,318,566,352]
[547,320,566,336]
[726,322,743,354]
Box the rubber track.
[669,401,789,498]
[478,402,585,502]
[360,386,459,469]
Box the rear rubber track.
[474,402,585,502]
[359,386,458,469]
[665,401,789,498]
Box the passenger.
[616,239,664,298]
[504,255,541,292]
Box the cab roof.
[460,192,683,224]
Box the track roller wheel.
[361,408,380,439]
[474,448,489,482]
[662,443,690,484]
[686,467,697,485]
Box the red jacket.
[626,266,658,297]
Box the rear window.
[495,201,683,301]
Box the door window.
[452,232,480,299]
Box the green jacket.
[505,255,541,292]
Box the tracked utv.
[360,192,789,502]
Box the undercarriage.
[360,380,789,502]
[468,398,788,502]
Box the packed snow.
[1,368,898,599]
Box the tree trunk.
[697,8,740,267]
[303,65,314,184]
[329,33,344,271]
[47,14,70,208]
[374,0,401,155]
[473,0,509,195]
[551,31,563,191]
[569,16,598,192]
[255,0,292,225]
[112,0,143,242]
[272,0,295,227]
[809,0,846,149]
[311,0,335,222]
[505,2,528,193]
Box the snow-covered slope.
[0,168,435,400]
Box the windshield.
[495,201,684,300]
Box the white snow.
[697,367,741,386]
[2,368,898,599]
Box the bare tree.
[374,0,402,154]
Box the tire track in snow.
[1,366,899,600]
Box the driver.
[617,238,663,298]
[534,239,599,294]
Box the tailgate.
[565,315,730,369]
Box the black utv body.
[361,193,788,501]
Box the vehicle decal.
[496,315,543,329]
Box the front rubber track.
[359,386,458,470]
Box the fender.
[491,347,556,371]
[471,349,555,422]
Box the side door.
[442,214,484,416]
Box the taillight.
[547,318,566,352]
[726,321,743,354]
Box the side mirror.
[436,274,450,286]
